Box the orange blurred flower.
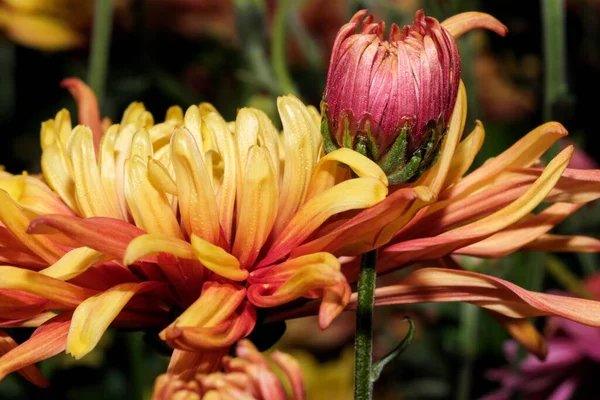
[152,339,305,400]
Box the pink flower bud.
[322,9,461,183]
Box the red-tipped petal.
[60,78,103,152]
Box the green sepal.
[364,120,379,161]
[378,124,408,175]
[320,100,338,154]
[371,317,415,383]
[387,151,422,184]
[355,137,368,158]
[343,116,353,149]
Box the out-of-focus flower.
[0,77,389,384]
[0,0,91,51]
[321,10,505,184]
[152,339,305,400]
[269,12,600,359]
[483,274,600,400]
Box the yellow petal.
[98,124,126,220]
[123,233,195,266]
[306,148,388,201]
[129,128,153,159]
[263,177,387,266]
[66,283,151,359]
[41,139,79,213]
[0,266,95,307]
[204,112,239,244]
[124,156,182,238]
[147,158,178,195]
[438,121,568,207]
[191,235,248,281]
[2,12,83,51]
[232,146,278,269]
[171,128,220,244]
[40,247,111,281]
[170,282,246,327]
[443,120,485,190]
[0,190,63,264]
[67,126,122,219]
[272,96,320,237]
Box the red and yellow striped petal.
[0,330,48,387]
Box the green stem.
[355,249,377,400]
[271,0,299,96]
[541,0,567,122]
[88,0,114,106]
[456,303,478,400]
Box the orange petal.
[162,301,256,351]
[455,202,583,257]
[366,268,600,326]
[441,12,508,39]
[379,146,573,271]
[523,234,600,253]
[436,122,568,208]
[167,348,227,380]
[0,330,48,387]
[29,215,145,260]
[271,350,306,400]
[0,313,71,383]
[61,78,103,151]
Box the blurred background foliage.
[1,0,600,399]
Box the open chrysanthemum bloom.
[0,78,391,385]
[153,339,305,400]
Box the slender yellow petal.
[147,159,178,195]
[264,177,387,266]
[306,147,388,201]
[272,96,320,237]
[438,121,568,207]
[0,190,63,264]
[124,156,182,238]
[204,112,238,244]
[40,247,111,281]
[171,282,246,327]
[443,120,485,189]
[171,128,220,244]
[97,124,125,220]
[67,126,122,219]
[191,235,248,281]
[232,146,278,269]
[129,128,153,159]
[41,140,79,213]
[66,283,151,359]
[123,233,195,266]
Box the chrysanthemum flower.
[0,78,388,385]
[268,12,600,359]
[152,339,305,400]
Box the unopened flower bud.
[322,9,461,184]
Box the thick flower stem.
[88,0,114,106]
[355,249,377,400]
